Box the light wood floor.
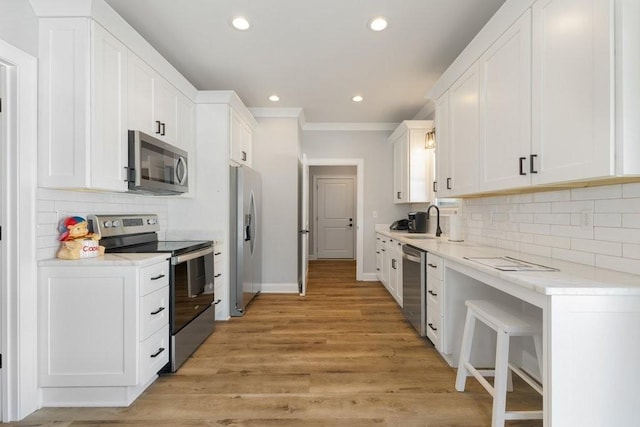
[14,260,542,426]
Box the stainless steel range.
[88,214,215,373]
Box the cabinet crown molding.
[388,120,433,142]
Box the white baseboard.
[261,283,299,293]
[360,272,379,282]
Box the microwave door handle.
[175,156,187,185]
[245,213,252,242]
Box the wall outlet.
[580,208,593,229]
[372,210,378,218]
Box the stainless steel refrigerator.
[230,165,262,316]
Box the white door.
[316,177,355,259]
[298,156,309,296]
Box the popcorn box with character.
[56,216,105,260]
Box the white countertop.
[375,225,640,296]
[39,253,170,267]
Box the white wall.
[252,117,301,291]
[462,183,640,275]
[302,130,411,275]
[0,0,38,56]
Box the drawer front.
[140,260,169,296]
[427,277,442,307]
[140,286,169,340]
[426,303,442,350]
[426,254,443,280]
[140,324,169,383]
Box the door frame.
[0,39,39,421]
[312,175,355,259]
[305,158,364,280]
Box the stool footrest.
[505,410,543,420]
[508,363,543,395]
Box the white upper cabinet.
[38,19,128,192]
[389,120,434,204]
[434,92,451,197]
[230,109,253,166]
[479,10,532,192]
[176,92,196,197]
[531,0,614,184]
[448,63,480,197]
[128,52,179,146]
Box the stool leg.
[455,309,476,392]
[492,330,510,427]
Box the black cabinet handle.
[391,259,397,269]
[519,157,527,175]
[214,273,222,278]
[150,306,165,315]
[428,263,437,269]
[428,323,438,332]
[214,299,221,305]
[150,347,165,358]
[428,290,438,297]
[446,178,452,190]
[242,151,247,161]
[397,191,402,199]
[155,120,161,134]
[433,181,437,193]
[530,154,538,174]
[214,252,222,256]
[150,274,165,281]
[376,268,380,271]
[161,122,166,136]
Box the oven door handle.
[172,246,214,265]
[402,253,422,263]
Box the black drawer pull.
[428,263,437,269]
[150,274,165,281]
[214,252,222,256]
[150,306,165,315]
[530,154,538,174]
[214,273,222,278]
[150,347,165,358]
[155,120,161,134]
[433,181,437,193]
[446,178,452,189]
[428,323,438,332]
[428,290,438,297]
[519,156,527,175]
[214,299,222,305]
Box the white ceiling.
[105,0,506,124]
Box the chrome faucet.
[426,205,442,237]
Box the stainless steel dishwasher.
[402,244,427,336]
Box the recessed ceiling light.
[231,16,250,31]
[269,95,280,102]
[369,17,388,32]
[352,95,364,102]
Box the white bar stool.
[455,299,543,427]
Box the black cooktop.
[102,237,213,256]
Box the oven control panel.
[88,214,160,237]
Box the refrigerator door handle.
[245,213,252,241]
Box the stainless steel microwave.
[127,130,188,195]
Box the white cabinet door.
[531,0,614,184]
[392,134,407,203]
[393,241,403,306]
[449,62,480,197]
[91,22,128,192]
[375,234,383,282]
[479,10,532,192]
[38,19,128,192]
[39,266,139,387]
[128,52,155,136]
[154,76,178,145]
[435,92,451,197]
[230,110,252,166]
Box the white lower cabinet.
[213,242,227,320]
[375,234,384,282]
[426,254,444,350]
[375,233,403,307]
[38,257,170,406]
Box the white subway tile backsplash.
[622,182,640,198]
[551,200,594,213]
[534,234,571,249]
[623,243,640,260]
[534,213,570,225]
[593,213,621,227]
[551,248,595,266]
[571,238,622,256]
[461,183,640,276]
[571,185,622,200]
[519,202,551,213]
[596,254,640,276]
[595,197,640,213]
[533,190,570,202]
[622,213,640,229]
